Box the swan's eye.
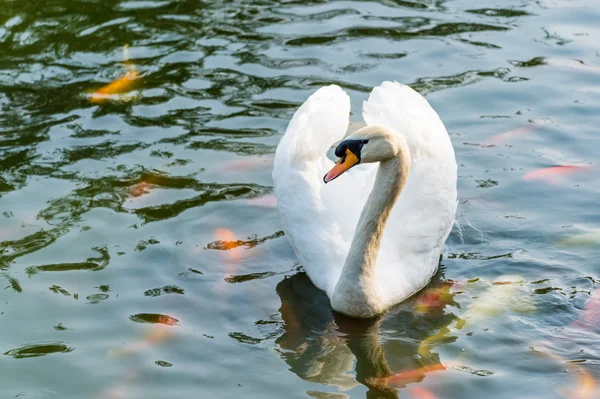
[362,139,369,144]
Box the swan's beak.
[323,149,360,183]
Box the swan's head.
[323,125,400,183]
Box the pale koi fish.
[218,158,273,172]
[411,386,437,399]
[245,195,277,208]
[485,125,536,144]
[99,371,137,399]
[571,288,600,331]
[523,165,592,184]
[533,344,597,399]
[558,230,600,248]
[107,325,171,357]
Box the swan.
[273,81,457,318]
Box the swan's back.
[273,82,457,306]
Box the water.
[1,0,599,398]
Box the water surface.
[1,0,600,398]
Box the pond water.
[1,0,600,398]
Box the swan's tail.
[276,85,350,166]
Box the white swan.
[273,81,457,318]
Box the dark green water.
[1,0,600,398]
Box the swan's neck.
[331,149,410,318]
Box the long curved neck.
[332,141,410,318]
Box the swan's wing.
[362,82,458,304]
[363,81,456,162]
[273,85,369,295]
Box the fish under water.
[523,165,592,184]
[89,45,140,102]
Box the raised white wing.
[273,85,369,295]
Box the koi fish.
[461,275,534,324]
[107,325,171,357]
[571,288,600,331]
[558,231,600,248]
[89,44,140,103]
[218,158,273,172]
[99,371,137,399]
[213,228,241,251]
[386,363,446,387]
[485,125,536,144]
[533,344,597,399]
[546,58,600,74]
[414,281,455,314]
[411,386,437,399]
[89,70,139,103]
[245,195,277,208]
[129,181,152,198]
[523,165,591,184]
[211,228,243,274]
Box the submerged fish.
[99,371,137,399]
[386,363,446,387]
[558,231,600,248]
[107,325,171,357]
[414,281,456,314]
[89,45,140,103]
[411,387,437,399]
[523,165,592,184]
[485,125,536,144]
[245,195,278,208]
[218,158,273,172]
[461,275,535,324]
[89,70,139,103]
[533,344,598,399]
[546,57,600,74]
[129,181,152,198]
[572,288,600,331]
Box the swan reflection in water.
[274,269,459,399]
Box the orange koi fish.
[534,344,597,399]
[211,228,243,275]
[486,125,536,144]
[89,70,139,103]
[414,281,455,314]
[90,44,139,103]
[213,228,241,251]
[245,195,277,208]
[386,363,446,387]
[107,325,171,357]
[411,386,437,399]
[129,181,152,197]
[523,165,591,184]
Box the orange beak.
[323,149,360,183]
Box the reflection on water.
[276,271,457,398]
